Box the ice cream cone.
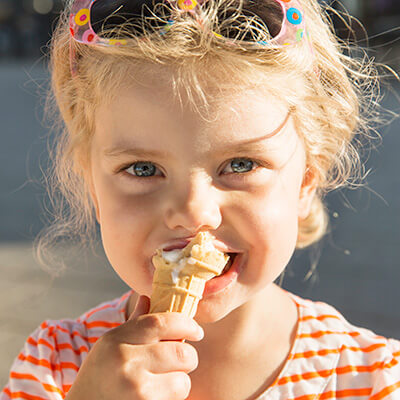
[149,231,230,318]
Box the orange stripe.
[17,353,81,372]
[370,381,400,400]
[63,384,72,393]
[298,330,360,339]
[292,343,386,360]
[39,321,100,344]
[277,361,397,386]
[394,350,400,358]
[299,314,341,322]
[287,387,372,400]
[27,336,54,351]
[3,387,49,400]
[287,394,316,400]
[320,388,372,399]
[83,320,121,329]
[40,321,85,339]
[292,347,341,359]
[41,322,90,340]
[383,358,399,369]
[57,342,89,355]
[335,360,398,374]
[343,343,387,353]
[27,335,89,356]
[278,369,331,385]
[17,354,60,371]
[59,362,80,371]
[84,304,115,319]
[10,372,64,396]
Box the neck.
[193,284,294,361]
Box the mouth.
[148,249,243,297]
[213,252,236,278]
[204,252,243,296]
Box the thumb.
[128,295,150,321]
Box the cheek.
[240,180,300,236]
[94,183,159,294]
[235,177,301,274]
[94,177,157,250]
[96,177,159,231]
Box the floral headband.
[69,0,310,75]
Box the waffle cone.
[150,232,230,318]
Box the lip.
[162,239,194,252]
[203,252,244,297]
[161,237,242,254]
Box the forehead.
[95,80,289,145]
[98,60,289,119]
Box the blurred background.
[0,0,400,388]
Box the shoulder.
[287,293,400,399]
[292,293,400,350]
[0,290,132,400]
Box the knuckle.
[143,313,166,333]
[175,343,198,369]
[175,343,189,363]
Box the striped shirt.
[1,290,399,399]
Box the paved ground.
[0,60,399,388]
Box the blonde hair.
[35,0,390,275]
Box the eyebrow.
[104,109,291,159]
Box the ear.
[298,166,318,220]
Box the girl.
[2,0,399,399]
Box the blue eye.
[125,161,161,178]
[224,158,258,174]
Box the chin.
[194,298,236,324]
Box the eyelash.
[118,158,263,180]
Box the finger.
[128,295,151,321]
[152,372,191,400]
[147,341,199,374]
[126,312,204,344]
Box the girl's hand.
[65,295,204,400]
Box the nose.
[164,173,222,233]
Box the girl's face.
[88,80,316,323]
